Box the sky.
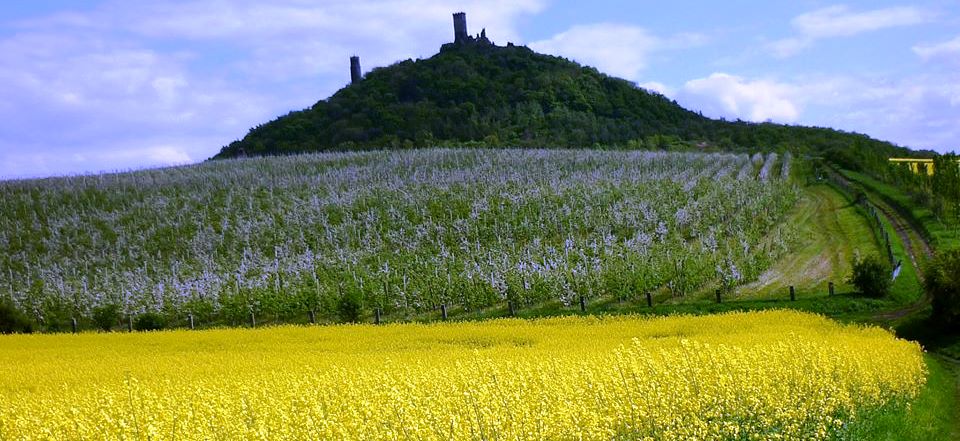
[1,0,959,180]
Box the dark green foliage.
[337,289,364,323]
[133,312,166,331]
[92,303,121,332]
[925,249,960,326]
[0,299,33,334]
[213,43,916,174]
[880,153,959,233]
[849,255,892,298]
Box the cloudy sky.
[2,0,959,179]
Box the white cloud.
[2,142,197,180]
[0,31,267,178]
[676,73,800,122]
[0,0,544,179]
[669,71,960,153]
[768,5,935,57]
[529,24,705,81]
[637,81,671,96]
[914,35,960,62]
[40,0,546,81]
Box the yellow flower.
[0,310,925,440]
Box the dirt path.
[829,170,935,321]
[875,200,933,273]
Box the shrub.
[0,299,33,334]
[133,312,166,331]
[925,249,960,326]
[92,304,121,332]
[849,255,892,298]
[337,290,364,323]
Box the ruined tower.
[350,56,362,84]
[453,12,468,43]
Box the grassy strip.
[875,204,924,303]
[841,169,960,250]
[390,293,899,327]
[734,184,882,299]
[822,172,921,303]
[843,355,959,441]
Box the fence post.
[374,308,381,325]
[71,317,78,334]
[309,310,316,324]
[789,286,795,302]
[716,289,722,304]
[646,292,653,308]
[189,314,195,330]
[441,304,448,320]
[249,312,256,328]
[828,282,834,296]
[579,295,586,312]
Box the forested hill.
[213,40,924,173]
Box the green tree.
[925,248,960,326]
[0,299,33,334]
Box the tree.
[925,248,960,326]
[0,299,33,334]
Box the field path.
[829,170,934,321]
[737,184,881,298]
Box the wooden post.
[374,308,382,325]
[579,295,586,312]
[441,304,448,320]
[309,310,316,324]
[789,286,795,302]
[189,314,195,330]
[249,312,256,328]
[828,282,834,296]
[71,317,78,334]
[646,292,653,308]
[716,289,722,304]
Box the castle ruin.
[450,12,491,46]
[351,12,495,83]
[453,12,468,43]
[350,56,362,84]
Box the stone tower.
[453,12,468,43]
[350,56,362,84]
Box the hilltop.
[212,19,923,175]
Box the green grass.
[843,355,959,440]
[734,184,884,299]
[841,169,960,250]
[875,203,924,303]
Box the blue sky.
[1,0,959,179]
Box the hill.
[213,31,925,176]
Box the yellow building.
[889,158,935,176]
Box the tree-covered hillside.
[214,40,926,176]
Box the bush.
[849,254,892,298]
[0,299,33,334]
[337,290,364,323]
[92,304,121,332]
[133,312,166,331]
[925,249,960,326]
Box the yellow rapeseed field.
[0,310,925,440]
